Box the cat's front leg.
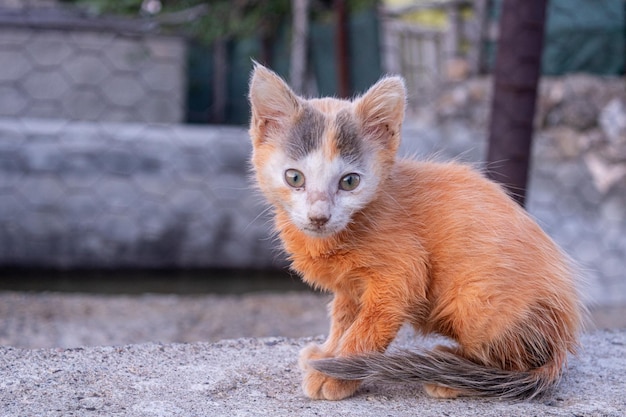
[299,301,403,400]
[323,291,362,354]
[299,291,361,400]
[300,287,405,400]
[299,291,360,363]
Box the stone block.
[102,74,145,107]
[136,96,182,123]
[95,178,142,213]
[141,61,180,92]
[146,36,186,61]
[0,119,281,269]
[63,54,111,86]
[0,27,31,46]
[24,30,72,67]
[16,176,65,208]
[70,30,115,50]
[0,23,186,123]
[103,38,152,72]
[62,89,107,120]
[20,69,69,100]
[0,49,30,82]
[0,85,28,116]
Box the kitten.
[248,63,585,401]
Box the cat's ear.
[249,63,301,144]
[354,76,406,150]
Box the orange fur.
[248,64,585,401]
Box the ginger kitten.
[248,64,585,401]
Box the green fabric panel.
[490,0,625,75]
[186,42,214,124]
[543,0,624,75]
[310,8,383,97]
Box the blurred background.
[0,0,624,348]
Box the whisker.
[242,204,274,233]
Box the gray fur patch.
[286,105,325,159]
[335,110,362,161]
[310,347,556,400]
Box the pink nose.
[309,215,330,227]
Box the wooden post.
[467,0,489,75]
[486,0,548,207]
[445,3,461,58]
[290,0,309,94]
[334,0,350,98]
[211,38,227,124]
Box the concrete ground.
[1,291,626,416]
[1,321,624,417]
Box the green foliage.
[66,0,378,44]
[178,0,291,44]
[71,0,143,15]
[67,0,290,43]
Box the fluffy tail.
[310,348,560,400]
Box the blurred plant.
[62,0,377,44]
[63,0,290,44]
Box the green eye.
[339,173,360,191]
[285,169,305,188]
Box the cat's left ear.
[249,63,301,146]
[354,76,406,151]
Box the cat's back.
[388,158,517,220]
[386,158,576,296]
[384,158,562,272]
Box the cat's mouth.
[299,214,351,238]
[302,224,338,238]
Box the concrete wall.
[0,118,279,269]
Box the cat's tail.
[310,347,561,400]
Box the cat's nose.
[309,215,330,227]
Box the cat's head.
[248,63,406,238]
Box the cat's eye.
[339,173,360,191]
[285,169,305,188]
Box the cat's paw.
[302,369,360,400]
[298,343,360,400]
[423,383,462,399]
[298,343,329,371]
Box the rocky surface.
[430,74,626,194]
[412,74,626,308]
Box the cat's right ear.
[354,76,406,153]
[249,63,301,146]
